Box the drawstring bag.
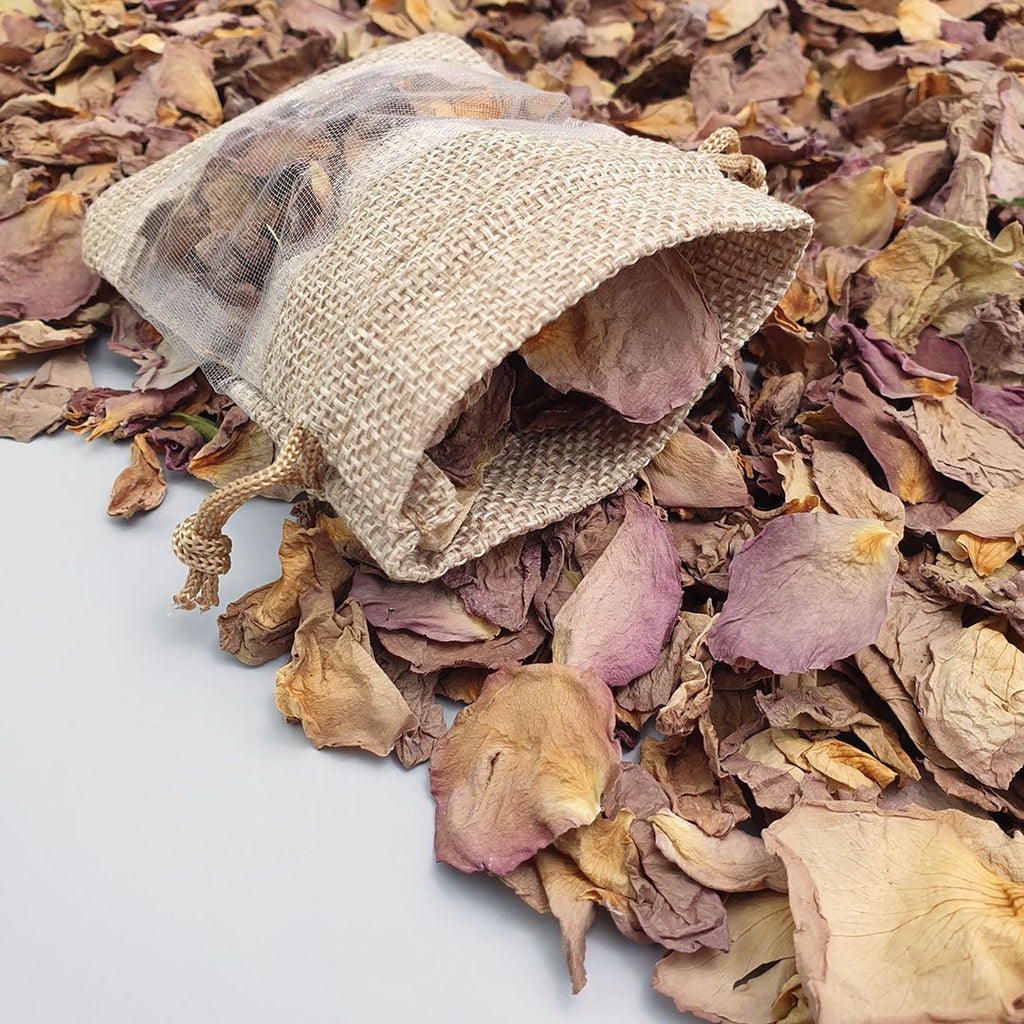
[81,32,812,610]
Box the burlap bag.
[82,32,812,610]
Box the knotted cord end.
[169,425,321,612]
[172,514,232,611]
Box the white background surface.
[0,347,694,1024]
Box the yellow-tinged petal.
[554,809,636,898]
[651,811,787,893]
[430,664,620,874]
[765,802,1024,1024]
[275,591,416,755]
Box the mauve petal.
[838,318,957,400]
[518,250,723,425]
[350,572,499,643]
[972,383,1024,439]
[552,491,682,687]
[707,512,899,674]
[442,534,543,632]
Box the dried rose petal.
[936,482,1024,576]
[803,167,898,250]
[107,433,166,520]
[765,802,1024,1024]
[534,849,597,994]
[644,424,750,510]
[650,811,787,893]
[809,440,905,537]
[0,319,94,360]
[275,588,416,755]
[831,371,942,504]
[0,347,92,441]
[442,534,542,632]
[707,512,900,674]
[187,414,274,486]
[552,491,681,687]
[519,249,723,425]
[654,892,797,1024]
[890,395,1024,494]
[350,571,499,643]
[918,616,1024,789]
[219,518,352,667]
[0,189,99,320]
[429,663,620,874]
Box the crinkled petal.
[918,616,1024,789]
[936,482,1024,576]
[275,591,417,755]
[765,802,1024,1024]
[106,433,166,520]
[653,892,797,1024]
[218,517,351,666]
[429,663,620,874]
[350,570,500,642]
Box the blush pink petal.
[707,512,899,674]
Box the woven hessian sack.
[82,32,812,610]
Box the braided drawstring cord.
[171,424,322,611]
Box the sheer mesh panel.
[116,59,617,398]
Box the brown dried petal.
[534,849,597,994]
[0,319,94,360]
[830,372,943,504]
[936,482,1024,576]
[554,809,637,899]
[218,518,352,667]
[107,433,166,520]
[375,613,546,675]
[627,818,729,954]
[0,346,92,441]
[809,440,905,536]
[275,589,416,755]
[803,167,899,250]
[186,412,274,487]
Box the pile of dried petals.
[3,0,1024,1021]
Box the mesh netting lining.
[114,58,620,400]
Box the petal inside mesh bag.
[113,58,614,397]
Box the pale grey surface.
[0,348,693,1024]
